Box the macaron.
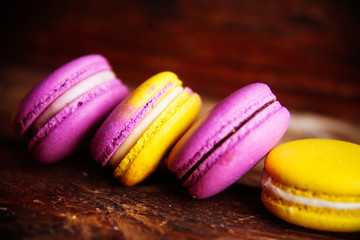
[91,71,201,186]
[12,54,129,163]
[261,139,360,232]
[167,83,290,199]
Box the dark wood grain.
[1,141,359,240]
[1,0,360,239]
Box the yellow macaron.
[261,139,360,232]
[91,72,201,186]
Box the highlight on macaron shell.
[261,139,360,232]
[12,54,129,163]
[167,83,290,199]
[91,71,201,186]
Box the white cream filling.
[32,70,116,133]
[262,171,360,210]
[108,86,184,168]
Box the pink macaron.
[167,83,290,199]
[12,54,129,163]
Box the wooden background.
[1,0,359,239]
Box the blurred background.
[1,0,359,141]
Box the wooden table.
[1,1,360,239]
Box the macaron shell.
[91,72,182,166]
[167,111,210,172]
[261,190,360,232]
[265,139,360,196]
[13,54,111,136]
[186,105,290,199]
[114,89,201,186]
[29,79,128,163]
[167,83,276,178]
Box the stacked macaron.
[167,83,290,199]
[12,54,129,163]
[261,139,360,232]
[91,71,201,186]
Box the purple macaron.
[167,83,290,199]
[12,54,129,163]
